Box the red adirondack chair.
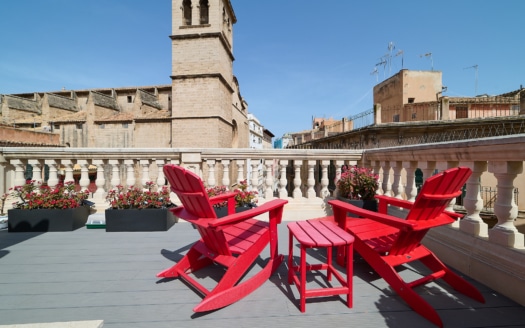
[157,164,288,312]
[329,167,485,328]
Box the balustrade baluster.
[10,159,27,187]
[92,159,106,200]
[250,161,259,193]
[221,160,230,190]
[109,160,121,190]
[45,159,59,188]
[320,160,329,199]
[391,161,404,200]
[333,160,344,198]
[403,161,418,202]
[460,161,489,237]
[278,160,288,199]
[124,160,135,188]
[156,159,166,188]
[28,159,43,185]
[293,161,302,199]
[207,160,216,188]
[488,161,524,248]
[236,161,245,185]
[62,160,74,183]
[306,160,316,199]
[381,161,392,197]
[264,159,275,200]
[78,160,90,192]
[140,160,151,187]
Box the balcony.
[1,134,524,326]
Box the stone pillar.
[371,161,383,196]
[488,161,524,248]
[460,161,488,237]
[278,160,288,199]
[374,103,382,125]
[402,161,418,202]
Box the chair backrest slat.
[389,167,471,256]
[163,165,231,256]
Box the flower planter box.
[7,205,90,232]
[336,196,378,217]
[105,208,177,232]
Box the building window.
[127,96,133,103]
[393,114,400,122]
[411,112,417,120]
[199,0,209,24]
[122,123,128,128]
[456,106,468,119]
[99,124,105,129]
[76,123,82,129]
[408,97,415,103]
[183,0,192,26]
[54,124,60,130]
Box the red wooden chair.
[157,164,288,312]
[329,167,485,327]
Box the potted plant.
[336,165,379,214]
[7,181,91,232]
[206,180,258,218]
[104,181,177,232]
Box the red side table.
[287,219,354,312]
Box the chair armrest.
[375,195,414,213]
[329,199,416,231]
[208,199,288,228]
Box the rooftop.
[1,215,524,328]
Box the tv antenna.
[464,64,479,95]
[395,50,404,69]
[370,67,379,82]
[420,52,433,71]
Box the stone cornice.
[170,32,234,61]
[171,73,234,94]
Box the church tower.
[170,0,248,148]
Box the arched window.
[183,0,192,26]
[199,0,209,24]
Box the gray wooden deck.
[1,215,524,328]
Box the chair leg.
[193,234,282,312]
[420,252,485,303]
[156,245,212,278]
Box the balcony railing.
[1,134,524,308]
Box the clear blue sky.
[1,1,523,139]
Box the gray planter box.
[105,208,177,232]
[336,196,378,217]
[7,206,90,232]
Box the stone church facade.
[0,0,249,149]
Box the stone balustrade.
[1,135,524,306]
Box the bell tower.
[170,0,248,148]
